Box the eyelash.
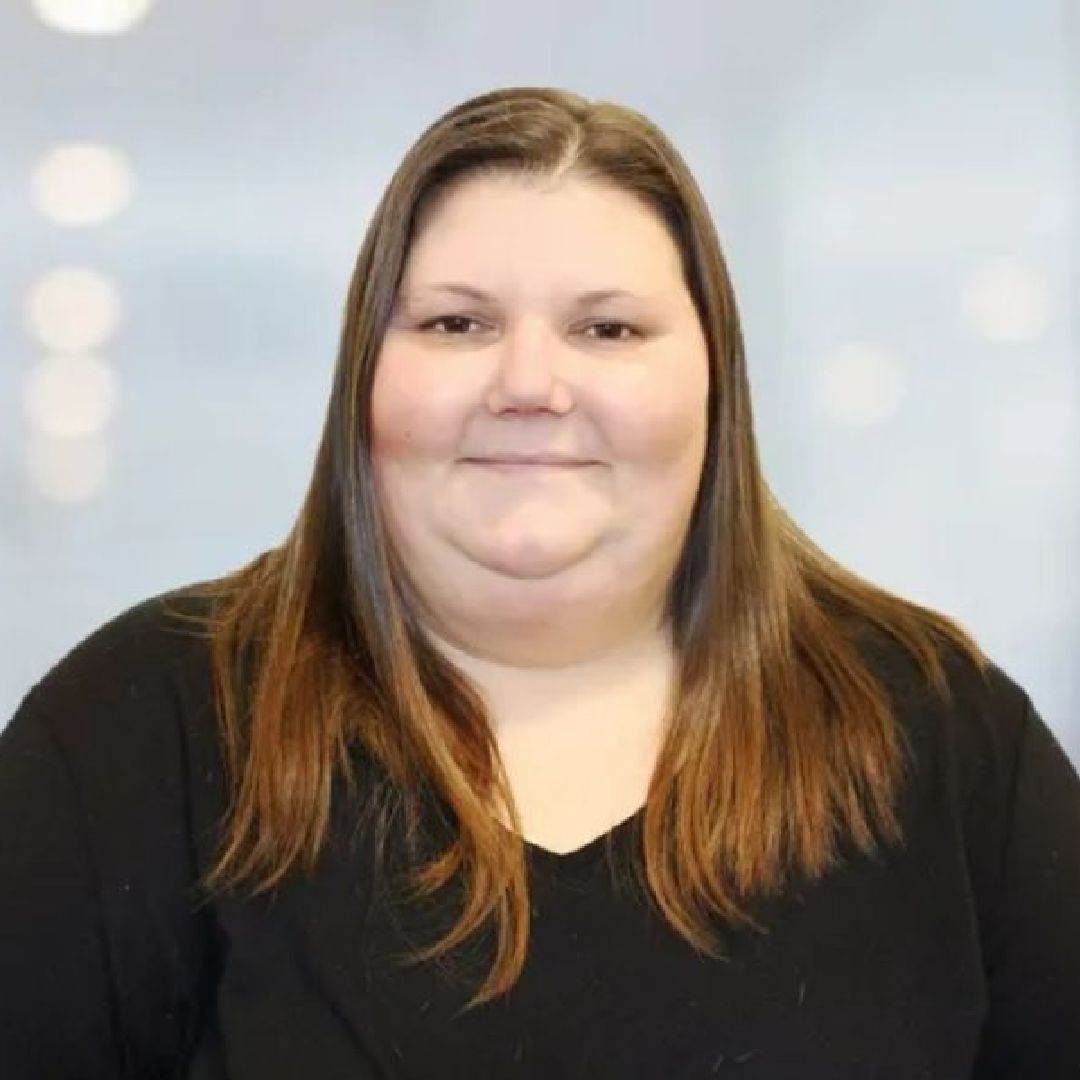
[417,315,642,342]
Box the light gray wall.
[3,0,1076,760]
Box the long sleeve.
[971,691,1080,1077]
[0,592,223,1080]
[0,698,124,1078]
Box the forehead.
[400,174,685,298]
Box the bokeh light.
[25,266,122,353]
[31,0,154,35]
[23,354,119,439]
[812,341,907,427]
[25,430,111,505]
[31,142,136,226]
[960,257,1051,343]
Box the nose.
[485,319,573,415]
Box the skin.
[371,171,709,746]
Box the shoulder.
[17,581,220,722]
[851,619,1079,917]
[852,618,1035,804]
[6,579,229,834]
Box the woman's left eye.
[582,321,639,341]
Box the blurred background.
[2,0,1077,762]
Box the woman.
[2,86,1077,1079]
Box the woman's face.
[371,172,709,665]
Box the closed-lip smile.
[463,452,595,467]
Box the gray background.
[3,0,1077,763]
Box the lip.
[467,461,589,472]
[462,454,596,467]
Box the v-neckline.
[516,804,646,878]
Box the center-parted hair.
[168,86,992,1011]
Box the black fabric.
[1,584,1078,1079]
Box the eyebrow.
[406,283,648,305]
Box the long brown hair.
[168,86,992,1010]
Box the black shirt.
[1,583,1079,1079]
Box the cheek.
[370,353,415,462]
[607,369,708,469]
[369,359,429,546]
[370,348,464,464]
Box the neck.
[425,622,676,730]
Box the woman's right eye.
[418,315,480,335]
